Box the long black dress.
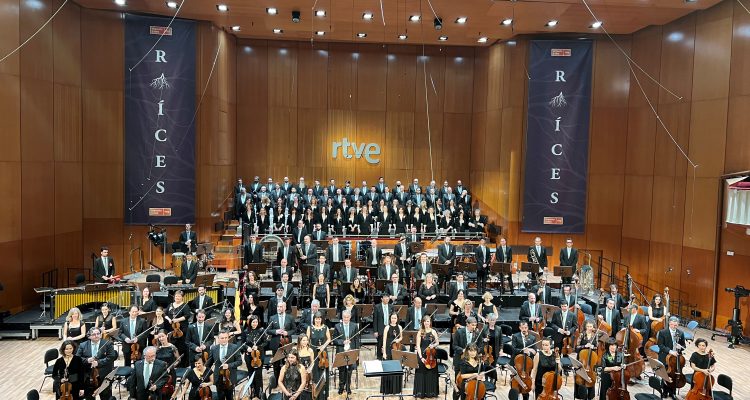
[52,355,84,400]
[418,284,439,302]
[309,325,330,400]
[314,284,329,308]
[299,352,315,400]
[183,368,213,400]
[156,344,178,384]
[168,302,192,367]
[598,351,623,400]
[534,352,557,399]
[380,324,404,394]
[282,364,311,400]
[414,330,439,398]
[65,323,84,346]
[243,326,267,397]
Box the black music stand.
[318,307,338,322]
[245,263,267,278]
[313,240,330,251]
[363,359,414,400]
[333,349,360,400]
[194,273,215,288]
[391,349,418,386]
[375,280,391,293]
[400,330,419,347]
[355,304,374,319]
[271,343,296,363]
[359,266,378,278]
[409,242,425,254]
[521,262,540,288]
[553,266,573,282]
[393,305,408,320]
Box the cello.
[575,327,600,391]
[686,350,715,400]
[538,349,563,400]
[646,287,669,359]
[510,334,540,396]
[665,346,687,390]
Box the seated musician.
[531,276,552,305]
[272,258,294,282]
[656,316,686,398]
[120,305,148,366]
[180,253,199,284]
[689,338,716,390]
[179,223,198,253]
[574,320,600,400]
[550,300,578,352]
[378,255,398,281]
[452,317,481,361]
[339,258,358,283]
[455,344,485,400]
[93,246,115,283]
[385,273,407,305]
[414,253,432,281]
[189,285,214,313]
[243,316,267,398]
[77,327,117,400]
[598,338,623,400]
[210,331,244,400]
[518,293,543,331]
[406,296,427,331]
[129,346,168,400]
[187,309,216,365]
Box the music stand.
[521,262,540,275]
[493,262,512,276]
[553,266,573,281]
[355,303,374,319]
[93,368,117,397]
[568,356,593,385]
[409,242,425,253]
[400,330,419,347]
[431,263,449,278]
[245,263,267,278]
[271,343,296,363]
[333,349,360,400]
[541,304,561,322]
[359,266,378,279]
[194,274,215,287]
[318,308,338,321]
[425,304,447,316]
[455,262,473,274]
[648,357,672,383]
[393,305,408,320]
[375,280,390,293]
[313,240,330,251]
[391,349,418,388]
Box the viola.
[686,352,714,400]
[538,349,562,400]
[198,384,213,400]
[218,367,233,390]
[317,347,329,369]
[250,347,262,368]
[131,342,142,361]
[665,349,687,389]
[171,321,184,338]
[424,334,438,369]
[90,366,100,389]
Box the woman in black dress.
[346,207,359,235]
[339,294,359,323]
[394,207,409,234]
[243,316,267,398]
[95,303,118,340]
[415,316,439,398]
[358,208,373,236]
[297,334,316,400]
[155,329,180,383]
[220,308,242,340]
[418,274,439,303]
[531,338,561,399]
[181,355,214,400]
[647,293,667,339]
[150,306,172,345]
[243,292,264,328]
[573,320,600,400]
[63,307,86,346]
[278,351,310,400]
[167,290,192,367]
[331,208,345,235]
[257,207,271,234]
[347,279,366,303]
[380,313,404,395]
[274,205,288,234]
[598,339,622,400]
[689,338,717,389]
[313,274,331,308]
[457,344,487,400]
[307,312,331,400]
[422,207,439,234]
[478,293,498,322]
[139,287,156,313]
[379,206,393,236]
[52,340,85,400]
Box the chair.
[75,273,86,286]
[499,324,513,344]
[713,374,733,400]
[163,276,179,285]
[634,375,662,400]
[685,320,699,342]
[26,389,40,400]
[435,347,452,400]
[39,348,59,391]
[146,274,161,283]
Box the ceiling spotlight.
[438,35,448,41]
[273,28,283,34]
[455,17,467,24]
[114,0,126,6]
[685,0,697,2]
[398,34,408,40]
[590,21,603,29]
[315,10,326,17]
[292,10,301,23]
[434,17,443,30]
[362,12,373,20]
[357,32,367,38]
[501,18,513,26]
[166,1,177,9]
[231,26,241,32]
[507,40,517,46]
[316,31,325,36]
[477,36,488,43]
[266,7,278,15]
[546,19,558,27]
[216,4,228,12]
[409,15,421,22]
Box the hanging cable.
[0,0,69,65]
[128,0,186,71]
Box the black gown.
[52,356,85,400]
[156,344,178,383]
[309,326,330,400]
[380,325,404,395]
[65,323,84,346]
[598,352,623,400]
[243,327,267,397]
[418,284,439,302]
[414,330,439,398]
[183,368,213,400]
[534,352,557,399]
[458,360,488,400]
[315,284,329,308]
[168,302,192,367]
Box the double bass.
[686,350,715,400]
[538,349,563,400]
[606,349,631,400]
[646,287,669,359]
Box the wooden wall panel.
[328,43,358,110]
[357,46,387,112]
[692,1,733,102]
[386,49,417,112]
[443,48,475,114]
[297,43,328,109]
[236,41,268,177]
[415,47,445,114]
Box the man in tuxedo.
[271,183,286,204]
[527,236,547,282]
[267,286,287,318]
[559,238,579,284]
[414,253,432,281]
[326,237,345,264]
[272,258,294,282]
[558,285,575,309]
[334,310,360,394]
[279,274,295,304]
[276,238,296,267]
[313,254,332,283]
[518,293,543,328]
[129,346,168,400]
[299,235,317,266]
[93,247,115,283]
[407,226,421,244]
[624,303,649,354]
[409,178,420,194]
[377,255,397,280]
[396,189,409,205]
[304,188,316,207]
[456,180,467,195]
[381,186,393,203]
[475,237,491,293]
[250,176,261,193]
[186,309,216,364]
[234,178,245,195]
[243,234,263,264]
[426,188,439,208]
[292,220,308,245]
[298,299,322,333]
[179,223,198,253]
[448,273,468,302]
[598,298,622,334]
[343,180,354,196]
[373,294,392,360]
[393,236,411,282]
[412,187,424,206]
[533,277,553,305]
[494,237,514,294]
[657,316,686,398]
[385,273,407,304]
[452,317,480,360]
[180,253,199,284]
[550,301,578,351]
[268,301,296,386]
[327,178,337,195]
[210,331,243,400]
[366,186,380,203]
[458,190,471,209]
[311,223,327,241]
[235,187,251,218]
[312,180,323,197]
[366,239,383,268]
[189,285,215,312]
[605,284,629,311]
[339,258,358,283]
[281,176,292,193]
[333,188,346,206]
[438,236,456,265]
[376,177,386,194]
[119,305,148,366]
[406,296,427,331]
[295,177,306,194]
[77,327,118,400]
[511,321,538,358]
[442,187,456,204]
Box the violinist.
[149,306,172,344]
[244,316,267,398]
[269,302,296,387]
[94,303,117,340]
[347,276,366,303]
[167,290,192,367]
[220,308,243,340]
[519,293,543,330]
[550,300,578,352]
[385,273,407,305]
[418,273,439,303]
[656,316,686,398]
[297,334,315,399]
[76,327,117,400]
[456,344,487,400]
[278,350,309,400]
[155,330,179,386]
[415,315,439,398]
[599,339,624,400]
[452,317,481,360]
[689,338,716,388]
[380,312,404,395]
[574,320,599,400]
[186,309,216,364]
[139,287,156,313]
[530,338,562,400]
[211,330,243,400]
[306,312,331,400]
[373,295,393,360]
[119,305,148,366]
[129,346,168,400]
[188,285,214,314]
[334,310,360,395]
[63,307,86,346]
[478,292,498,321]
[511,321,537,400]
[181,355,214,400]
[244,292,265,328]
[52,340,84,400]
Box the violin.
[60,370,73,400]
[250,347,262,368]
[160,372,175,399]
[686,350,714,400]
[538,349,563,400]
[424,332,438,369]
[218,367,233,390]
[171,320,184,338]
[198,384,213,400]
[131,342,142,361]
[317,347,329,369]
[665,347,687,389]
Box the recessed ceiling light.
[357,32,367,38]
[315,10,326,17]
[114,0,126,6]
[409,15,421,22]
[507,40,517,46]
[273,28,283,34]
[216,4,228,12]
[266,7,278,15]
[231,25,241,32]
[684,0,697,3]
[363,12,373,20]
[438,36,448,41]
[455,17,468,24]
[501,18,513,26]
[546,20,558,27]
[316,31,325,36]
[398,34,408,40]
[166,1,177,9]
[590,21,603,29]
[477,36,488,43]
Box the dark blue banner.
[124,15,196,225]
[522,40,593,233]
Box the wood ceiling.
[73,0,723,46]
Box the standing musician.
[494,237,514,294]
[313,274,331,308]
[186,309,216,364]
[598,298,622,335]
[689,338,716,389]
[511,320,538,358]
[181,355,214,400]
[76,327,117,400]
[188,285,214,313]
[334,310,360,395]
[453,297,476,332]
[418,273,439,303]
[385,273,407,305]
[530,338,562,399]
[273,258,294,283]
[244,234,264,264]
[378,256,398,280]
[373,295,393,360]
[482,313,508,366]
[339,258,358,283]
[656,316,686,398]
[605,284,628,311]
[474,237,491,294]
[299,235,317,266]
[299,300,322,332]
[129,346,168,400]
[210,331,244,400]
[367,239,384,268]
[418,315,440,398]
[139,287,156,313]
[394,235,412,281]
[527,237,547,282]
[94,303,117,340]
[452,317,481,361]
[574,320,600,400]
[154,330,180,386]
[550,301,578,352]
[340,294,360,323]
[558,238,578,285]
[63,307,87,346]
[181,253,199,284]
[448,274,468,302]
[269,302,296,386]
[243,316,267,398]
[93,247,115,283]
[326,237,345,264]
[313,255,332,283]
[179,223,198,253]
[519,293,543,328]
[380,313,404,395]
[278,350,309,400]
[279,273,296,305]
[52,340,85,400]
[647,293,668,332]
[414,253,432,281]
[268,286,288,318]
[598,339,623,400]
[407,296,427,331]
[455,344,486,400]
[277,237,297,266]
[478,292,498,321]
[307,311,331,400]
[149,307,172,344]
[120,305,148,366]
[167,290,192,367]
[438,236,457,266]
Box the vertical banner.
[522,40,593,233]
[124,15,196,225]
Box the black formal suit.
[186,322,217,364]
[235,193,251,217]
[550,310,578,349]
[298,308,319,332]
[623,312,649,348]
[511,332,538,357]
[277,246,295,267]
[325,244,346,264]
[312,263,332,282]
[339,266,359,283]
[656,326,686,396]
[311,229,327,241]
[272,265,294,282]
[189,294,214,312]
[291,227,308,245]
[334,322,360,392]
[119,317,148,366]
[279,281,295,304]
[210,342,243,400]
[413,262,432,281]
[366,246,383,267]
[385,282,407,304]
[267,312,296,349]
[406,306,427,331]
[129,359,168,400]
[518,301,543,324]
[299,242,318,265]
[452,327,481,359]
[598,307,622,334]
[407,232,421,244]
[77,339,117,400]
[179,230,198,252]
[474,245,491,292]
[438,243,456,265]
[378,263,399,280]
[605,293,628,311]
[393,242,411,278]
[558,294,577,308]
[93,256,115,283]
[527,245,548,280]
[267,296,286,318]
[533,284,553,305]
[243,241,263,264]
[373,302,392,360]
[396,191,409,204]
[180,260,199,284]
[448,281,469,302]
[559,247,579,284]
[494,244,515,294]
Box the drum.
[172,252,185,277]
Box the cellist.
[456,344,487,400]
[530,338,562,399]
[689,338,716,389]
[657,316,686,398]
[510,321,537,400]
[598,338,623,400]
[574,320,600,400]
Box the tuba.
[259,235,285,263]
